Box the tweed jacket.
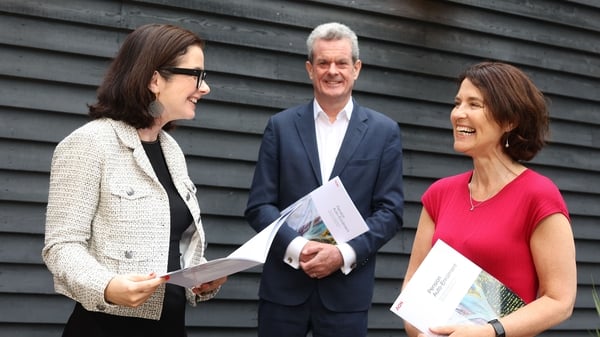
[43,118,213,320]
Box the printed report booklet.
[163,176,368,288]
[390,240,525,337]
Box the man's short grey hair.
[306,22,359,63]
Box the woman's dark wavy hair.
[458,61,549,161]
[88,24,204,130]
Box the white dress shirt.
[283,99,357,275]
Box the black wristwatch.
[488,319,506,337]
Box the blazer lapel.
[109,119,160,185]
[294,103,322,185]
[330,105,368,180]
[132,147,159,184]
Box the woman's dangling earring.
[148,93,164,117]
[505,135,510,148]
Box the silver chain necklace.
[467,182,494,211]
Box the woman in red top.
[402,62,576,337]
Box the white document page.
[164,211,293,288]
[390,240,482,337]
[164,176,367,288]
[310,176,369,243]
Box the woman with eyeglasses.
[42,24,226,337]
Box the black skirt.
[62,284,187,337]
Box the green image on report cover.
[450,270,525,325]
[286,196,336,244]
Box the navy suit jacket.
[245,99,404,312]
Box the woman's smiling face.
[451,78,505,157]
[156,45,210,123]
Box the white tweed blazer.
[43,118,213,320]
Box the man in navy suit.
[245,22,404,337]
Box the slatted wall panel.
[0,0,598,336]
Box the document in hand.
[164,176,368,288]
[281,176,369,244]
[390,240,525,337]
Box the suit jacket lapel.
[294,103,322,185]
[330,105,368,179]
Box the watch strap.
[488,319,506,337]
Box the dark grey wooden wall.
[0,0,598,336]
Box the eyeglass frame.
[159,67,207,89]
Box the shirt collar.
[313,98,354,121]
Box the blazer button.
[126,187,134,196]
[124,250,133,259]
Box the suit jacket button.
[124,250,133,259]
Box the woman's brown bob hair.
[458,61,549,161]
[88,24,204,130]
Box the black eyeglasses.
[160,67,207,89]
